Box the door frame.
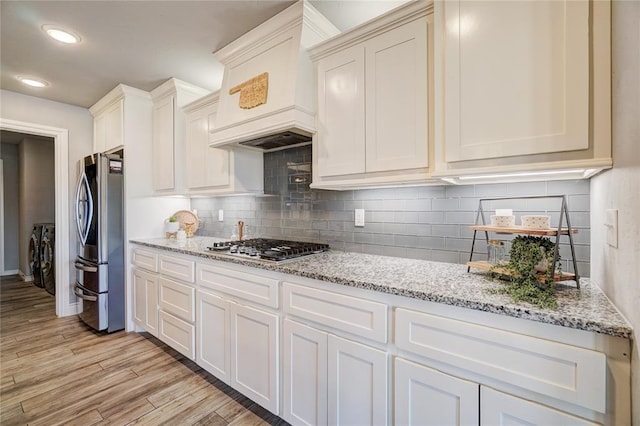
[0,159,4,275]
[0,118,75,317]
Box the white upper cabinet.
[433,0,612,181]
[310,1,434,190]
[315,44,366,178]
[92,98,123,153]
[90,84,149,154]
[364,18,428,173]
[183,92,263,196]
[150,78,210,194]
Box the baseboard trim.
[19,270,34,282]
[1,269,19,277]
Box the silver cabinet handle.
[74,285,97,302]
[74,261,97,273]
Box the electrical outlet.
[355,209,365,227]
[605,209,618,248]
[218,209,224,222]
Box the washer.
[40,223,55,295]
[28,224,44,287]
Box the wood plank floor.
[0,275,288,425]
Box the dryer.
[40,223,55,295]
[28,224,44,287]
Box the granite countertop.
[131,237,633,339]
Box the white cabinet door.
[230,303,279,414]
[93,99,123,153]
[158,310,195,360]
[132,268,158,337]
[152,94,175,191]
[394,357,479,426]
[316,44,366,178]
[283,319,328,426]
[185,105,230,189]
[365,17,428,173]
[481,387,598,426]
[328,334,388,425]
[441,0,589,162]
[158,277,195,323]
[93,111,107,153]
[197,290,231,384]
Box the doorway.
[0,118,73,317]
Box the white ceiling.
[1,0,407,109]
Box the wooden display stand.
[466,195,580,288]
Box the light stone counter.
[131,236,632,339]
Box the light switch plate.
[605,209,618,248]
[355,209,365,227]
[218,209,224,222]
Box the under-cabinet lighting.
[456,169,586,181]
[439,168,606,185]
[17,76,49,88]
[42,25,81,44]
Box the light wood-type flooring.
[0,275,288,425]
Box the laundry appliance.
[40,223,55,295]
[28,224,44,287]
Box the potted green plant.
[164,215,180,234]
[489,235,561,309]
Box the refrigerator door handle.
[73,261,98,273]
[75,171,93,246]
[74,284,98,302]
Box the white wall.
[18,138,55,277]
[1,143,19,272]
[0,89,93,313]
[590,1,640,422]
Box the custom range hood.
[210,0,339,151]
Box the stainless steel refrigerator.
[74,152,124,332]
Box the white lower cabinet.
[481,387,598,426]
[131,246,627,425]
[197,290,231,384]
[230,303,279,414]
[157,276,196,360]
[328,334,388,425]
[158,310,195,360]
[141,252,196,360]
[394,357,479,426]
[132,268,158,337]
[283,319,388,426]
[283,319,328,426]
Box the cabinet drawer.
[158,310,195,360]
[197,263,279,308]
[159,254,195,283]
[132,248,158,272]
[395,308,606,413]
[283,282,387,344]
[159,277,195,322]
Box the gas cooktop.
[206,238,329,262]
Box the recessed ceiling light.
[17,76,49,88]
[42,24,81,44]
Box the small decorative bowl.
[521,215,551,229]
[490,215,516,227]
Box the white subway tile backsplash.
[432,224,460,237]
[506,181,546,196]
[432,250,461,263]
[475,183,508,197]
[418,211,445,224]
[546,180,590,196]
[432,198,460,211]
[444,184,475,198]
[192,145,591,276]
